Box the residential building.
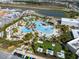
[76,50,79,56]
[67,37,79,58]
[61,18,79,27]
[67,38,79,53]
[71,29,79,39]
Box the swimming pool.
[33,21,53,35]
[20,21,54,37]
[20,26,32,33]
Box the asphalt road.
[0,51,21,59]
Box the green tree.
[23,33,33,41]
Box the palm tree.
[49,35,57,43]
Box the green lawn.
[34,40,64,59]
[34,40,62,53]
[41,40,52,50]
[23,33,33,41]
[70,54,76,59]
[34,40,53,52]
[54,43,62,52]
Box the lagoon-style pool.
[20,21,54,37]
[33,21,53,35]
[20,26,32,33]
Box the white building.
[61,18,79,27]
[67,38,79,53]
[67,37,79,57]
[46,49,54,55]
[57,50,65,59]
[37,47,43,53]
[71,29,79,39]
[0,0,13,3]
[76,50,79,56]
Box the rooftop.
[67,38,79,50]
[61,18,79,24]
[71,29,79,39]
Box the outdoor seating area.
[6,20,28,41]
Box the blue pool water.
[20,21,53,36]
[33,21,53,34]
[20,26,32,33]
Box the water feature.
[20,26,32,33]
[33,21,53,35]
[20,21,54,37]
